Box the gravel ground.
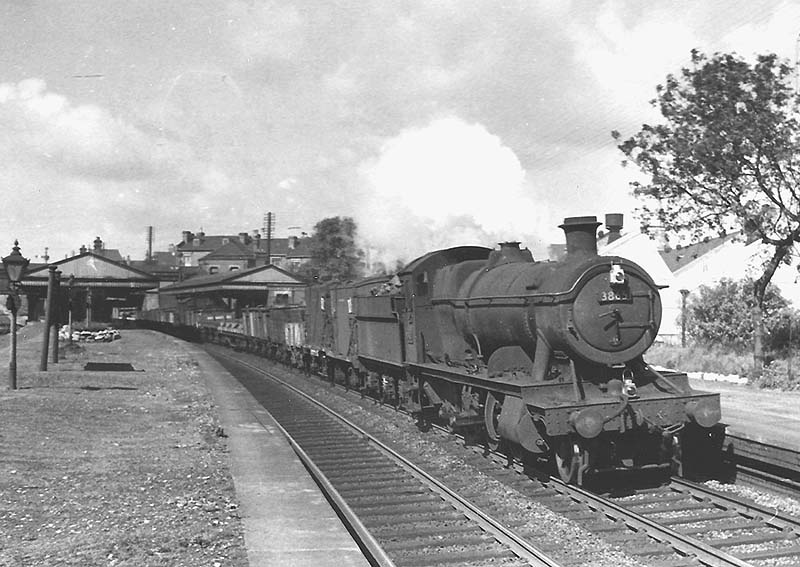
[0,326,247,567]
[703,479,800,517]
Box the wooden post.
[50,270,61,364]
[85,287,93,325]
[39,266,56,371]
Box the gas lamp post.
[2,241,29,390]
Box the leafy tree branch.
[614,49,800,372]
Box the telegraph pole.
[263,211,274,264]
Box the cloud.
[570,1,800,131]
[0,78,168,181]
[3,0,794,263]
[716,3,800,57]
[225,0,306,68]
[0,78,243,259]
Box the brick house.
[175,230,311,274]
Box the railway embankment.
[0,324,247,566]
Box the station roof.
[159,263,306,295]
[22,252,159,288]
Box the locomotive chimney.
[605,213,623,244]
[560,216,601,258]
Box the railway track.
[438,432,800,566]
[209,348,560,567]
[209,346,800,567]
[606,478,800,564]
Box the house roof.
[176,232,312,262]
[129,252,182,280]
[175,234,234,253]
[84,248,124,262]
[267,238,312,258]
[659,233,740,273]
[201,240,255,261]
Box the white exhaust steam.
[356,116,539,272]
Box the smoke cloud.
[357,116,539,271]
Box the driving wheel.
[554,437,581,484]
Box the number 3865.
[599,290,630,302]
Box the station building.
[146,263,307,326]
[2,229,312,330]
[21,250,160,324]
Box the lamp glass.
[2,241,29,284]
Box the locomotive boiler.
[310,215,722,484]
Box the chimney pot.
[605,213,624,243]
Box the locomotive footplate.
[405,362,527,398]
[522,387,721,437]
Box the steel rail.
[220,351,562,567]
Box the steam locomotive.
[169,215,723,484]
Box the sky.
[1,1,799,267]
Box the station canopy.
[158,263,307,309]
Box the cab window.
[416,271,429,296]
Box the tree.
[687,278,788,351]
[614,50,800,372]
[299,216,364,283]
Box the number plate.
[598,289,631,303]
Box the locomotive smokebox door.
[568,261,661,363]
